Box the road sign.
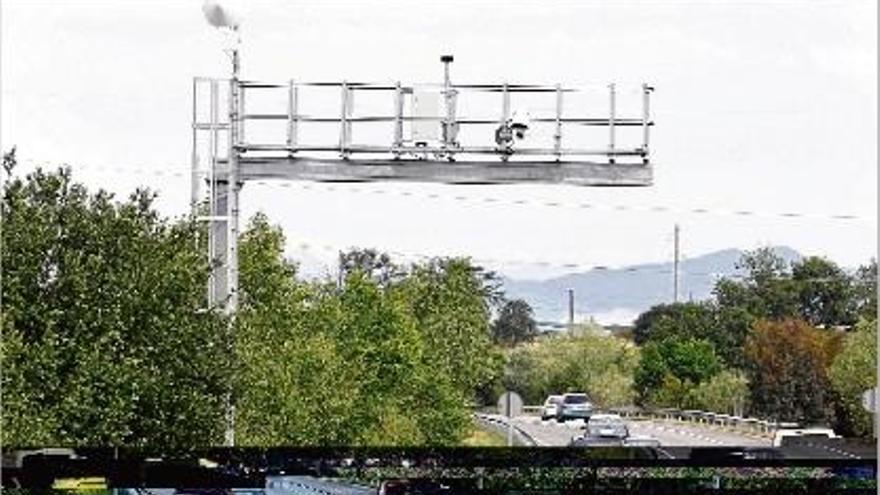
[862,387,878,413]
[497,391,524,418]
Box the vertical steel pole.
[500,83,510,161]
[642,83,651,159]
[501,83,510,122]
[554,84,563,160]
[673,223,680,303]
[393,81,403,158]
[608,83,616,164]
[208,79,220,307]
[506,393,513,447]
[441,55,455,153]
[287,79,298,156]
[191,78,201,214]
[340,81,350,158]
[224,39,243,447]
[238,86,246,144]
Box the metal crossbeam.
[231,157,651,186]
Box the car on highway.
[540,395,564,421]
[586,414,629,439]
[771,427,839,447]
[556,393,593,422]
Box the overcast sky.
[3,0,877,280]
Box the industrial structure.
[191,50,654,444]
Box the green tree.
[234,215,361,445]
[689,369,750,415]
[792,256,856,327]
[338,248,403,288]
[2,166,230,447]
[725,248,800,319]
[402,258,504,399]
[852,260,877,320]
[234,226,498,445]
[711,305,754,369]
[829,318,877,438]
[633,302,712,345]
[492,299,538,346]
[634,337,722,406]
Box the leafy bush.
[829,318,877,437]
[501,329,640,407]
[689,370,750,415]
[634,337,722,407]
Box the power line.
[14,158,873,224]
[287,236,748,276]
[290,238,858,284]
[10,159,867,277]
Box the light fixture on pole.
[202,0,242,77]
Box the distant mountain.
[501,246,802,326]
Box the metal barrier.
[509,404,793,438]
[473,413,539,446]
[605,407,793,438]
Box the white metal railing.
[201,79,654,164]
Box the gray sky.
[3,0,877,281]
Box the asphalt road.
[504,415,772,448]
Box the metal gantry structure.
[191,55,654,444]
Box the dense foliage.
[2,166,230,446]
[829,318,877,437]
[3,155,874,444]
[631,247,876,432]
[634,336,723,407]
[498,326,640,407]
[2,165,503,447]
[744,318,841,424]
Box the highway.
[488,414,771,447]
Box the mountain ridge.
[501,246,803,325]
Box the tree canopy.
[2,164,504,447]
[492,299,539,347]
[744,318,841,424]
[2,167,230,447]
[829,318,877,437]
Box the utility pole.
[673,224,680,303]
[568,288,575,330]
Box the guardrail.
[474,413,539,446]
[484,404,797,439]
[602,407,799,438]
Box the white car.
[556,393,594,422]
[772,427,838,447]
[586,414,629,439]
[541,395,564,421]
